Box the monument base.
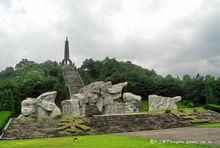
[1,110,220,140]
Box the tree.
[0,91,3,111]
[156,75,182,97]
[15,59,37,72]
[213,78,220,104]
[8,89,15,114]
[0,59,68,114]
[205,75,215,104]
[0,66,15,78]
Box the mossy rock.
[57,115,91,134]
[172,110,209,124]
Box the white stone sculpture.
[61,93,85,116]
[148,95,182,111]
[61,99,80,115]
[103,103,125,114]
[36,91,61,117]
[123,93,141,113]
[19,98,37,118]
[61,81,128,116]
[61,80,144,115]
[19,91,61,118]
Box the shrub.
[193,109,198,112]
[178,109,185,113]
[187,102,194,108]
[204,104,220,113]
[164,109,171,114]
[0,111,12,133]
[58,115,91,134]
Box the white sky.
[0,0,220,77]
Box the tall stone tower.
[61,37,84,98]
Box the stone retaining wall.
[2,111,220,140]
[88,114,190,133]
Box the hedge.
[204,104,220,113]
[0,111,12,133]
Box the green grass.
[0,111,12,131]
[195,123,220,128]
[0,134,216,148]
[176,101,191,109]
[137,107,205,115]
[139,100,148,112]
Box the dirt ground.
[116,127,220,147]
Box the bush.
[204,104,220,113]
[139,100,148,112]
[178,109,185,113]
[193,108,198,112]
[187,102,194,108]
[0,111,12,133]
[164,109,171,114]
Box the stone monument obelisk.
[62,37,73,65]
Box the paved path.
[116,127,220,147]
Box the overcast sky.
[0,0,220,77]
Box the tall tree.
[0,91,3,111]
[205,75,216,104]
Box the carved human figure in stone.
[61,81,127,116]
[36,91,61,117]
[148,95,182,111]
[79,81,128,115]
[104,82,128,105]
[61,81,133,116]
[19,98,36,118]
[123,93,141,113]
[78,81,106,115]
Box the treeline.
[78,57,220,105]
[0,57,219,115]
[0,89,14,114]
[0,59,68,115]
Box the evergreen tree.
[8,89,14,114]
[2,90,7,111]
[0,91,3,111]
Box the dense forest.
[0,59,68,115]
[0,57,219,115]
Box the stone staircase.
[63,65,84,97]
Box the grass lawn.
[0,111,12,131]
[0,134,217,148]
[195,123,220,128]
[136,106,205,115]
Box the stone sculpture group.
[19,81,143,117]
[19,84,183,118]
[61,81,142,116]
